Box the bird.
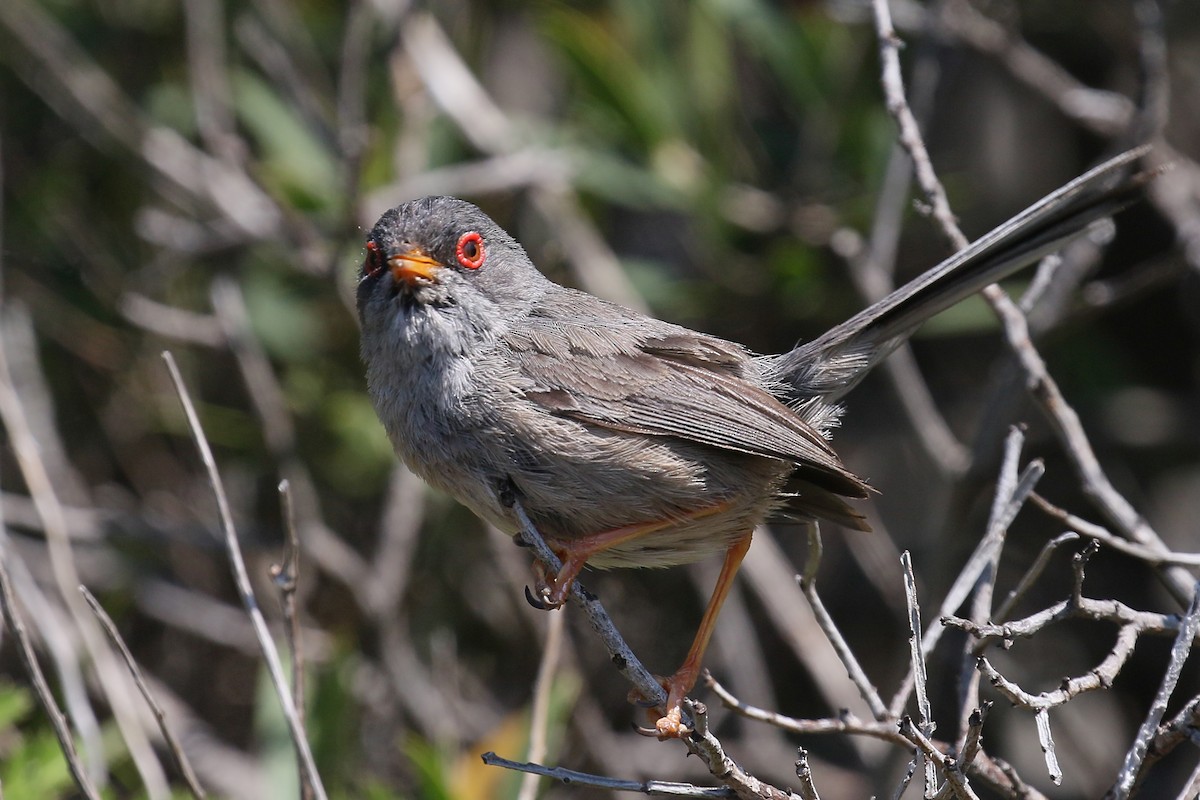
[356,148,1147,737]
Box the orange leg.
[655,530,753,738]
[531,501,733,609]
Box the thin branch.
[706,674,907,746]
[871,0,967,252]
[481,752,734,798]
[272,479,311,800]
[938,0,1135,136]
[518,610,566,800]
[0,306,167,796]
[959,703,990,770]
[899,716,980,800]
[1030,493,1200,567]
[1034,709,1062,785]
[958,429,1037,740]
[949,581,1190,713]
[796,527,888,719]
[1107,581,1200,800]
[1138,694,1200,782]
[685,701,805,800]
[793,749,821,800]
[889,758,917,800]
[161,351,328,800]
[986,290,1193,605]
[707,676,1044,800]
[900,551,937,794]
[80,587,207,799]
[0,551,101,800]
[995,533,1080,622]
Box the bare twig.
[0,551,101,800]
[686,701,805,800]
[272,479,311,800]
[887,492,1039,718]
[889,758,917,800]
[1030,493,1200,567]
[793,749,821,800]
[80,587,208,799]
[938,0,1135,136]
[995,532,1080,621]
[708,675,1045,800]
[959,703,990,770]
[740,527,876,734]
[161,351,328,800]
[871,0,967,251]
[986,291,1193,605]
[898,716,979,800]
[949,578,1193,714]
[848,36,970,476]
[796,527,888,719]
[0,533,103,780]
[481,752,734,797]
[900,551,937,794]
[517,610,566,800]
[958,428,1038,739]
[0,307,167,796]
[1137,694,1200,782]
[707,675,907,746]
[209,278,376,636]
[1034,709,1062,785]
[1107,581,1200,800]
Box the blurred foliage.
[0,0,1197,798]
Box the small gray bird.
[357,149,1146,736]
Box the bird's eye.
[456,232,486,270]
[363,240,384,278]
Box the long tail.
[773,146,1153,403]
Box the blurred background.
[0,0,1198,798]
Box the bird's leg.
[530,501,734,610]
[651,530,753,739]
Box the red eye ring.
[456,232,486,270]
[364,240,384,278]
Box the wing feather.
[505,299,869,499]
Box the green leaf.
[233,70,338,210]
[0,681,35,727]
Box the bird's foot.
[629,669,698,739]
[524,554,583,610]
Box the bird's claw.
[627,681,692,739]
[630,708,691,739]
[524,585,550,610]
[523,581,567,611]
[525,559,570,610]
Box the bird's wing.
[503,293,868,499]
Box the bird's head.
[357,196,547,326]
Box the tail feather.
[774,146,1153,403]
